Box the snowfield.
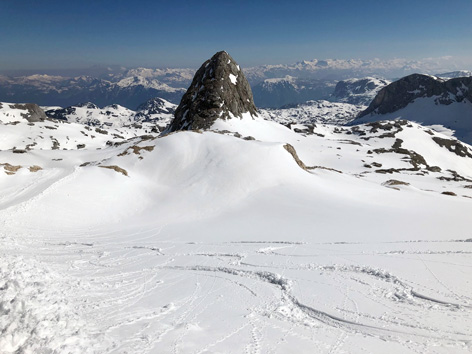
[355,95,472,144]
[0,110,472,353]
[259,100,362,125]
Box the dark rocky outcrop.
[9,103,47,122]
[358,74,472,118]
[168,51,257,132]
[46,102,98,121]
[432,137,472,158]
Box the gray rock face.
[168,51,257,132]
[10,103,47,122]
[358,74,472,118]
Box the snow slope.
[0,102,35,123]
[332,77,390,105]
[355,96,472,144]
[259,100,362,125]
[0,114,472,353]
[45,102,136,128]
[355,74,472,144]
[45,98,177,130]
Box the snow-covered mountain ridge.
[44,97,176,130]
[332,77,391,105]
[356,74,472,143]
[259,100,362,125]
[0,73,186,110]
[244,57,466,81]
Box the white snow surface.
[45,98,177,129]
[355,96,472,144]
[259,100,363,125]
[1,112,472,353]
[59,104,136,128]
[229,73,237,85]
[333,77,390,106]
[0,102,33,123]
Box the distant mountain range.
[243,57,465,82]
[0,72,186,110]
[1,57,470,109]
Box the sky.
[1,0,471,70]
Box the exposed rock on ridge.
[7,103,47,122]
[358,74,472,118]
[168,51,258,132]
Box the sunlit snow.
[0,103,471,354]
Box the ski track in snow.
[1,222,471,353]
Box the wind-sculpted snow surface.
[0,111,472,353]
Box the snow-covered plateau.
[1,102,472,353]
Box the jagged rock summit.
[168,51,258,132]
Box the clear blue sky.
[1,0,471,70]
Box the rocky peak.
[358,74,472,118]
[168,51,257,132]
